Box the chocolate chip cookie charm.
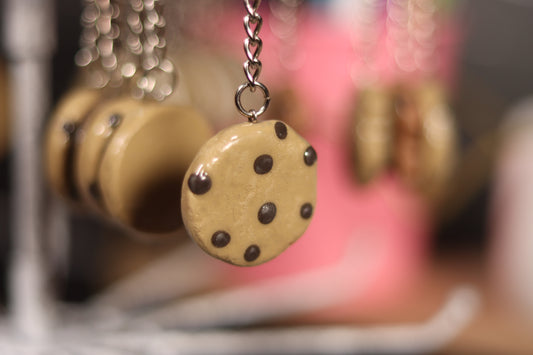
[182,120,317,266]
[44,88,102,203]
[181,0,317,266]
[98,103,213,233]
[44,0,120,204]
[351,87,393,184]
[74,97,143,212]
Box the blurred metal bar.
[3,0,56,339]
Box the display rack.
[1,0,480,353]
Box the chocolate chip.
[244,245,260,262]
[108,113,122,128]
[211,231,231,248]
[254,154,273,174]
[188,172,211,195]
[275,121,287,139]
[300,203,313,219]
[89,181,102,201]
[258,202,276,224]
[62,121,77,137]
[303,146,317,166]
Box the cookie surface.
[75,97,142,212]
[44,87,101,202]
[351,87,393,184]
[99,104,213,234]
[181,120,317,266]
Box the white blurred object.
[0,285,480,354]
[4,0,56,340]
[491,96,533,321]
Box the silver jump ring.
[235,82,270,122]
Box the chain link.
[236,0,270,122]
[386,0,438,73]
[128,0,176,101]
[75,0,121,88]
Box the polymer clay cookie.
[98,104,213,234]
[351,87,393,184]
[74,97,142,212]
[181,120,317,266]
[44,87,101,202]
[417,82,457,203]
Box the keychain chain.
[128,0,175,101]
[386,0,438,73]
[75,0,121,88]
[350,0,385,85]
[235,0,270,123]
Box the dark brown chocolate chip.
[89,181,102,201]
[108,113,122,128]
[211,231,231,248]
[300,203,313,219]
[258,202,276,224]
[303,146,317,166]
[188,172,211,195]
[275,121,287,139]
[244,245,260,262]
[62,121,77,137]
[254,154,273,174]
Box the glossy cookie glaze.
[181,120,317,266]
[98,104,213,234]
[44,88,101,202]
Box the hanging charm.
[46,0,213,234]
[181,0,317,266]
[44,0,119,204]
[351,87,393,184]
[348,0,393,184]
[75,0,213,234]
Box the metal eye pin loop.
[236,0,270,122]
[235,82,270,123]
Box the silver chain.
[386,0,438,73]
[128,0,175,101]
[350,0,386,85]
[235,0,270,122]
[75,0,121,88]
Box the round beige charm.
[44,87,101,202]
[351,87,393,184]
[181,120,317,266]
[98,103,213,234]
[74,97,142,212]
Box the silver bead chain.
[235,0,270,122]
[75,0,121,88]
[128,0,175,101]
